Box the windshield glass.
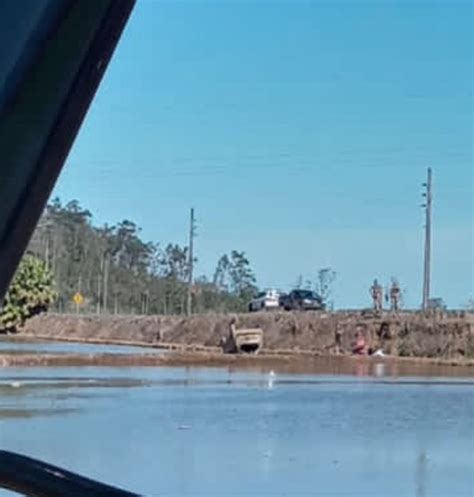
[299,290,316,299]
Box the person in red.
[352,331,368,355]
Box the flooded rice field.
[0,338,158,356]
[0,349,472,496]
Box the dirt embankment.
[21,310,474,361]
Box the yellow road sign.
[73,292,84,306]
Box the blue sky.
[54,0,473,309]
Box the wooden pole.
[187,208,195,316]
[422,167,432,310]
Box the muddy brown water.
[0,341,472,497]
[0,346,473,378]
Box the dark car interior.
[0,1,139,495]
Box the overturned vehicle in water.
[221,319,263,354]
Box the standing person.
[370,279,383,311]
[334,325,343,355]
[390,279,401,312]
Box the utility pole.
[51,232,56,276]
[422,167,432,310]
[187,208,196,316]
[76,275,82,314]
[141,291,149,315]
[103,255,109,314]
[96,275,101,315]
[44,230,50,269]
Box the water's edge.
[1,336,473,377]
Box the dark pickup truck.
[280,290,325,311]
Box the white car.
[248,290,280,312]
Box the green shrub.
[0,255,57,333]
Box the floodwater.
[0,338,159,355]
[0,362,472,497]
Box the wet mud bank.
[21,310,473,362]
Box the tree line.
[27,198,258,315]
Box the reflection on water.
[223,355,474,379]
[0,366,472,497]
[0,339,159,356]
[416,449,428,497]
[0,407,78,420]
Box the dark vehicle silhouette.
[280,290,325,311]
